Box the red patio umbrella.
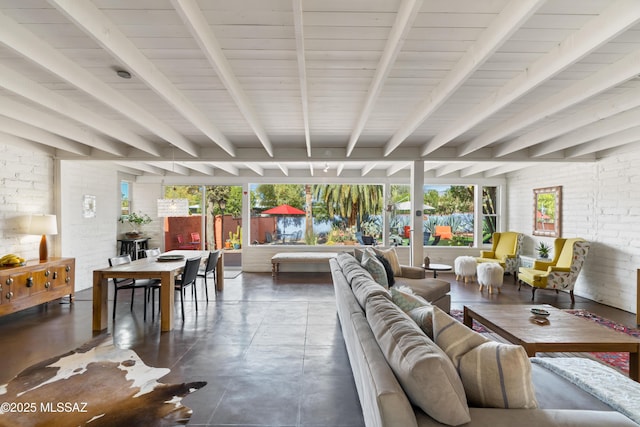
[262,204,306,215]
[262,204,306,241]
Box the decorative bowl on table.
[157,254,185,262]
[530,308,550,318]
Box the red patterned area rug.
[0,335,206,427]
[450,308,639,375]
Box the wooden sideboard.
[0,257,75,317]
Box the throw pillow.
[361,250,389,288]
[432,307,538,409]
[372,247,402,276]
[375,254,395,286]
[407,305,435,340]
[366,295,470,426]
[390,287,428,312]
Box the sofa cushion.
[375,254,395,286]
[394,277,450,303]
[372,247,402,276]
[432,307,538,409]
[362,250,389,288]
[366,295,470,426]
[351,275,390,309]
[336,252,371,283]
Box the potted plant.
[119,211,152,237]
[535,241,551,259]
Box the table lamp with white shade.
[29,214,58,262]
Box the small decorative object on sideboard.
[119,211,152,238]
[535,242,551,259]
[0,253,26,267]
[423,256,430,268]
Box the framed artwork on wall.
[83,195,96,218]
[533,186,561,237]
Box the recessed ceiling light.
[116,69,132,79]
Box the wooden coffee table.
[463,304,640,382]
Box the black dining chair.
[197,251,220,302]
[108,255,160,321]
[175,256,202,321]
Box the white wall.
[0,143,56,258]
[507,147,640,313]
[59,160,121,291]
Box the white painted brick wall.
[508,150,639,313]
[59,160,120,291]
[0,143,55,258]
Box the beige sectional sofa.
[330,253,637,427]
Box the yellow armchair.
[518,238,590,304]
[476,232,523,282]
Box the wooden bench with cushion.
[271,252,339,277]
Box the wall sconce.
[28,214,58,262]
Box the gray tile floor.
[112,271,365,427]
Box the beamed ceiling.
[2,0,640,179]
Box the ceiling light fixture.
[116,69,132,79]
[323,162,329,173]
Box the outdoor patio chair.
[434,225,453,239]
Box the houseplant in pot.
[119,211,152,238]
[535,241,551,259]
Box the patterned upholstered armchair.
[518,238,590,304]
[476,232,523,282]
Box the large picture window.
[423,185,474,246]
[250,184,383,246]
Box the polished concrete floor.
[0,269,637,426]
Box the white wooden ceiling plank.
[459,162,502,177]
[361,162,377,176]
[177,162,214,175]
[387,162,409,176]
[0,9,201,158]
[423,0,640,156]
[484,162,537,177]
[244,163,265,176]
[148,161,191,175]
[0,116,91,156]
[460,47,640,156]
[346,0,422,156]
[566,126,640,158]
[49,0,234,156]
[384,0,545,156]
[0,63,162,157]
[276,163,289,176]
[292,0,311,157]
[532,108,640,157]
[172,0,273,156]
[495,85,640,157]
[0,96,129,156]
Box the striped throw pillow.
[433,307,538,409]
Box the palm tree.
[313,184,383,229]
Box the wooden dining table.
[92,250,223,332]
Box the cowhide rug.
[0,336,206,427]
